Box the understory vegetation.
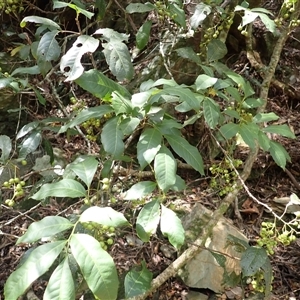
[1,0,300,299]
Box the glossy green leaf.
[136,20,152,50]
[53,1,94,18]
[4,241,66,300]
[11,65,40,76]
[94,28,129,43]
[190,3,211,29]
[20,16,61,29]
[239,123,259,149]
[101,116,124,158]
[102,41,133,81]
[44,257,75,300]
[169,3,186,28]
[170,175,186,191]
[0,135,12,162]
[207,39,228,62]
[269,140,291,169]
[16,122,39,139]
[32,179,86,200]
[80,206,129,227]
[136,199,160,242]
[175,47,201,64]
[19,130,42,159]
[120,117,140,136]
[226,71,246,90]
[37,30,60,63]
[70,234,119,300]
[68,156,98,187]
[165,134,204,174]
[126,3,154,13]
[124,260,152,298]
[160,205,185,249]
[60,35,99,81]
[224,109,240,119]
[195,74,218,90]
[241,246,268,277]
[219,123,239,140]
[76,69,130,98]
[203,98,220,129]
[137,128,162,169]
[17,216,73,244]
[59,105,113,133]
[124,181,157,200]
[225,86,241,103]
[154,146,177,192]
[0,77,14,88]
[262,124,296,139]
[111,92,133,115]
[258,12,276,34]
[257,131,270,151]
[95,0,106,19]
[253,112,279,123]
[243,97,265,108]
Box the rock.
[179,203,248,293]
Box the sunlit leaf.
[0,135,12,162]
[70,234,119,300]
[136,20,152,50]
[32,179,86,200]
[124,181,157,200]
[269,140,291,169]
[17,216,73,244]
[4,241,66,300]
[190,3,211,29]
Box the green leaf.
[226,71,246,90]
[262,124,296,139]
[124,260,152,298]
[154,146,177,192]
[20,16,61,29]
[76,69,130,98]
[195,74,218,90]
[165,134,204,174]
[219,123,239,140]
[37,30,60,63]
[70,234,119,300]
[32,179,86,200]
[253,112,279,123]
[19,130,42,159]
[239,123,259,149]
[101,116,124,158]
[126,3,155,13]
[243,97,265,108]
[102,40,134,81]
[17,216,73,244]
[224,108,240,119]
[80,206,129,227]
[136,20,152,50]
[136,199,161,242]
[68,156,98,187]
[269,140,291,169]
[257,131,270,151]
[207,39,228,62]
[0,135,12,162]
[170,175,186,191]
[241,246,268,277]
[190,3,211,29]
[169,3,186,28]
[111,92,133,115]
[261,257,272,297]
[11,65,41,76]
[160,205,185,249]
[16,122,39,139]
[203,98,220,129]
[44,258,75,300]
[4,241,66,300]
[60,35,99,81]
[120,117,140,136]
[258,12,276,33]
[175,47,201,64]
[225,86,241,103]
[94,28,129,43]
[162,87,201,110]
[124,181,157,200]
[137,128,162,169]
[0,77,14,89]
[59,105,113,133]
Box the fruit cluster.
[0,0,24,14]
[3,177,26,207]
[251,270,272,293]
[209,158,243,196]
[154,1,177,21]
[81,222,115,250]
[275,1,300,27]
